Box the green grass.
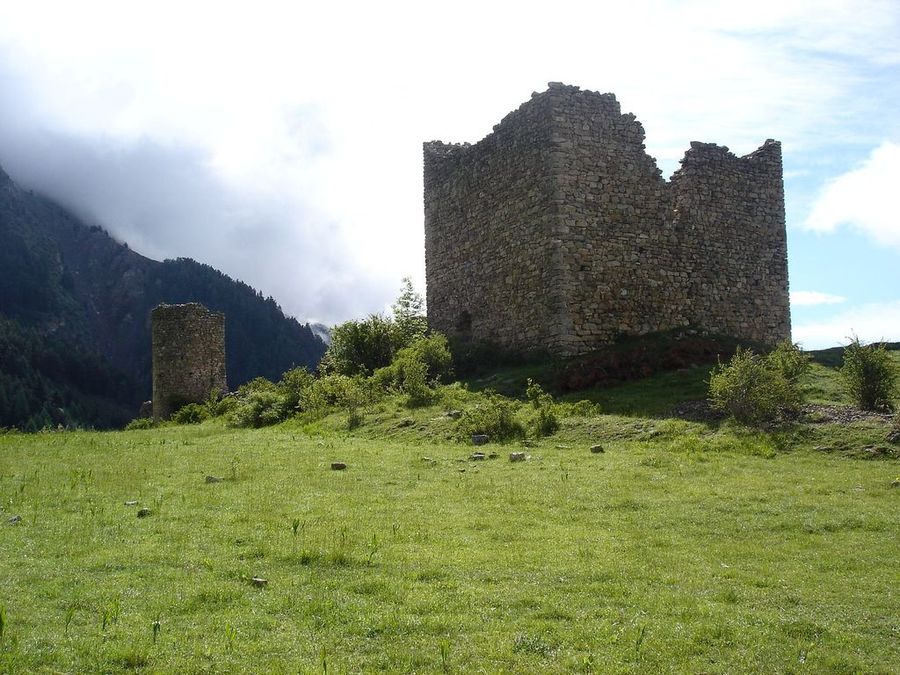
[1,359,898,672]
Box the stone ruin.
[151,303,226,420]
[423,82,790,355]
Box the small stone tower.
[151,303,226,420]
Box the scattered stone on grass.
[331,462,347,471]
[470,452,486,461]
[8,515,22,525]
[124,500,138,506]
[891,478,899,488]
[472,434,489,446]
[137,508,152,518]
[398,418,414,428]
[887,429,900,444]
[446,410,462,419]
[554,444,570,449]
[205,475,224,483]
[590,444,605,454]
[251,577,268,588]
[509,452,527,462]
[488,453,499,459]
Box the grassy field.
[1,362,898,673]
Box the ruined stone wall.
[423,83,790,355]
[424,92,563,351]
[151,303,226,420]
[670,140,790,343]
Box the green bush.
[525,379,559,437]
[301,374,375,423]
[457,392,525,442]
[172,403,209,425]
[124,417,155,431]
[227,389,286,428]
[278,367,315,413]
[841,337,898,411]
[373,333,453,407]
[768,340,811,383]
[708,347,802,425]
[320,314,400,377]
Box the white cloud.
[0,1,898,322]
[791,291,846,306]
[793,300,900,349]
[805,141,900,248]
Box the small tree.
[841,337,898,411]
[392,277,428,347]
[320,314,398,377]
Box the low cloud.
[805,141,900,249]
[793,300,900,349]
[790,291,846,307]
[0,63,395,325]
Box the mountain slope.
[0,164,326,428]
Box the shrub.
[301,374,375,423]
[227,389,286,428]
[768,340,811,383]
[841,337,898,411]
[172,403,209,425]
[320,314,400,377]
[525,379,559,437]
[278,367,315,413]
[708,347,801,425]
[204,389,236,418]
[125,417,155,431]
[457,392,525,442]
[373,333,453,407]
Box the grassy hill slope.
[1,359,897,672]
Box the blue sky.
[0,0,897,348]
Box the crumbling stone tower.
[151,303,226,420]
[423,83,790,355]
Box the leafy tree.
[320,314,398,377]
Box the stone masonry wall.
[151,303,226,420]
[424,91,562,351]
[423,83,790,355]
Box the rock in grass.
[331,462,347,471]
[205,475,224,483]
[446,410,462,419]
[124,500,138,506]
[251,576,268,588]
[590,444,605,454]
[887,430,900,444]
[137,508,152,518]
[470,452,486,461]
[472,434,489,446]
[509,452,526,462]
[8,515,22,524]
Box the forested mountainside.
[0,164,326,429]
